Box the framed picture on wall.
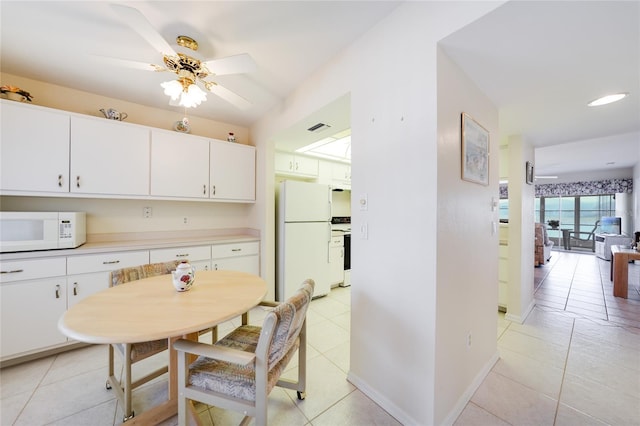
[526,161,534,184]
[461,112,489,185]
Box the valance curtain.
[499,178,633,199]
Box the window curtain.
[499,178,632,199]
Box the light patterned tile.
[311,389,400,426]
[282,355,355,421]
[471,371,557,425]
[493,347,564,398]
[560,372,640,425]
[453,402,510,426]
[554,403,608,426]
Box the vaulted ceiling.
[1,1,638,177]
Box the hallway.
[456,251,640,425]
[534,250,640,328]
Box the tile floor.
[2,251,639,425]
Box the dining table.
[58,269,267,425]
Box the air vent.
[307,122,331,132]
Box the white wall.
[251,2,502,424]
[507,135,535,323]
[634,141,640,237]
[435,49,500,423]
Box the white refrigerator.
[277,180,332,301]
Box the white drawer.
[67,250,149,275]
[0,257,67,283]
[149,245,211,263]
[211,242,259,259]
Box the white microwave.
[0,212,86,253]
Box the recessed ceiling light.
[587,92,629,107]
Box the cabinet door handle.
[58,174,63,187]
[289,161,293,170]
[102,260,121,265]
[73,282,78,296]
[175,253,189,258]
[231,248,242,252]
[295,161,299,171]
[76,176,81,188]
[1,269,24,274]
[214,263,219,270]
[212,185,216,196]
[55,284,61,299]
[203,184,207,195]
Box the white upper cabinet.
[150,130,210,198]
[2,101,254,202]
[70,116,150,196]
[1,100,70,193]
[275,152,318,177]
[210,140,255,201]
[331,162,351,184]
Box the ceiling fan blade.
[91,55,166,72]
[203,54,257,76]
[206,83,252,109]
[110,4,177,57]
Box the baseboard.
[504,299,536,324]
[346,371,419,425]
[440,350,500,426]
[348,350,500,426]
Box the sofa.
[535,223,554,266]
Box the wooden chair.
[174,279,315,426]
[107,260,182,422]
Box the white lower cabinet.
[0,258,67,358]
[66,250,150,314]
[211,242,259,275]
[0,240,258,363]
[150,245,211,271]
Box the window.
[535,194,616,244]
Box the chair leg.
[297,321,307,398]
[177,348,188,426]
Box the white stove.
[331,217,351,287]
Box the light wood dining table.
[58,269,267,425]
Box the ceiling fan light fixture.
[161,80,183,100]
[180,83,207,108]
[161,77,207,108]
[587,92,629,107]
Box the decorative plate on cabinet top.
[173,120,191,134]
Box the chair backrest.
[265,279,314,369]
[109,260,183,287]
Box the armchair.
[535,223,554,266]
[174,279,315,426]
[107,260,182,422]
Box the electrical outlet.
[143,207,152,218]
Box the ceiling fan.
[108,4,256,109]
